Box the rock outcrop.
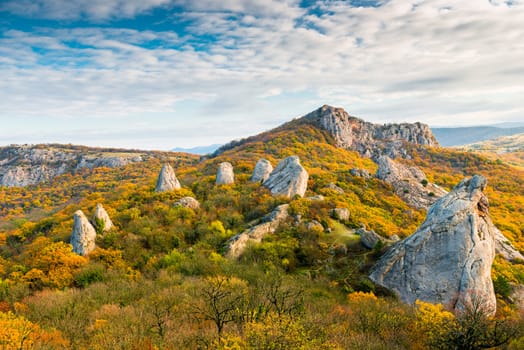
[350,168,371,179]
[0,145,145,187]
[174,196,200,210]
[370,175,497,315]
[226,204,289,259]
[155,164,181,192]
[92,204,113,232]
[216,162,235,185]
[358,227,396,249]
[376,156,447,210]
[325,182,344,194]
[301,105,438,159]
[250,159,273,183]
[71,210,97,256]
[263,156,308,198]
[330,208,350,221]
[495,230,524,261]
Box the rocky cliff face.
[263,156,308,198]
[370,175,497,315]
[71,210,97,256]
[375,156,447,210]
[301,105,438,158]
[0,145,145,187]
[155,164,181,192]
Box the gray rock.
[251,159,273,183]
[357,227,393,249]
[325,182,344,194]
[308,195,325,201]
[495,230,524,261]
[350,168,371,179]
[92,203,113,232]
[263,156,308,198]
[510,284,524,311]
[375,155,447,210]
[155,164,181,192]
[370,175,497,315]
[216,162,235,185]
[71,210,97,256]
[226,204,289,259]
[301,105,438,159]
[174,196,200,210]
[306,220,324,231]
[330,208,350,221]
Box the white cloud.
[1,0,524,149]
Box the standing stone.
[263,156,308,198]
[92,203,113,232]
[71,210,97,256]
[250,159,273,183]
[370,175,497,315]
[155,164,181,192]
[216,162,235,185]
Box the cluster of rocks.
[71,204,113,256]
[370,175,498,315]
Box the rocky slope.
[370,175,497,314]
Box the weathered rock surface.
[92,203,113,232]
[155,164,181,192]
[301,105,438,159]
[308,195,325,201]
[71,210,97,256]
[350,168,371,179]
[226,204,289,259]
[376,155,447,210]
[358,227,395,249]
[325,182,344,194]
[263,156,308,198]
[216,162,235,185]
[174,196,200,210]
[331,208,350,221]
[495,230,524,261]
[250,159,273,183]
[306,220,324,232]
[510,284,524,311]
[370,175,497,315]
[0,145,145,187]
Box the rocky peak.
[92,203,113,232]
[301,105,438,158]
[370,175,497,315]
[71,210,97,256]
[263,156,308,198]
[155,164,181,192]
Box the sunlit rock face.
[263,156,308,198]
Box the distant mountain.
[432,126,524,146]
[171,144,221,155]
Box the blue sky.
[1,0,523,150]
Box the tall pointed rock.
[216,162,235,185]
[92,203,113,232]
[155,164,181,192]
[263,156,308,198]
[370,175,497,315]
[250,159,273,183]
[71,210,97,256]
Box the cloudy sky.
[1,0,523,150]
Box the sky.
[0,0,523,150]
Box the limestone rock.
[308,195,325,201]
[263,156,308,198]
[301,105,438,159]
[495,230,524,261]
[325,182,344,194]
[370,175,497,315]
[251,159,273,183]
[92,203,113,232]
[358,227,394,249]
[216,162,235,185]
[155,164,181,192]
[330,208,350,221]
[350,168,371,179]
[376,155,447,210]
[226,204,289,259]
[71,210,97,256]
[174,196,200,210]
[510,284,524,311]
[306,220,324,231]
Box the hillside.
[1,106,523,349]
[456,133,524,170]
[432,126,524,146]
